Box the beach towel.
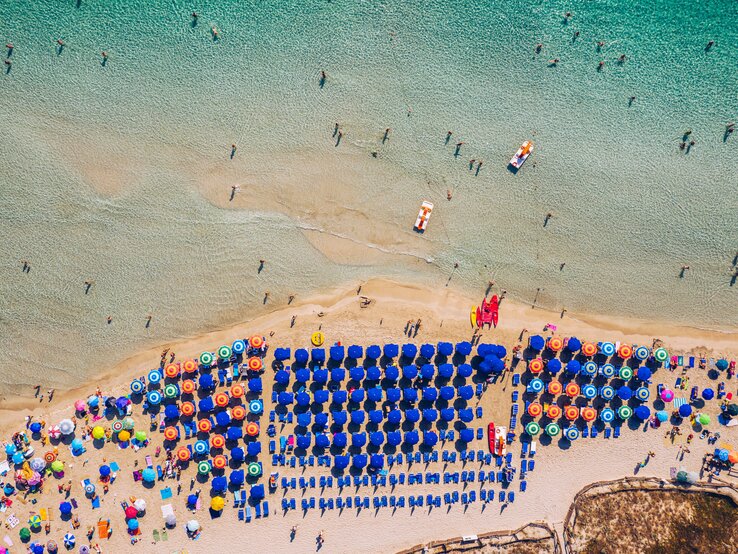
[160,487,172,500]
[3,535,13,548]
[160,504,174,519]
[0,461,9,475]
[5,514,19,528]
[91,497,101,509]
[673,398,687,408]
[109,462,120,472]
[97,519,109,538]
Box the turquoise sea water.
[1,0,736,390]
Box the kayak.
[478,297,498,328]
[487,422,495,452]
[470,307,477,328]
[489,295,499,328]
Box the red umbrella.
[125,506,138,519]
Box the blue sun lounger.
[245,506,252,522]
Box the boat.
[487,422,495,452]
[490,295,499,328]
[477,296,499,328]
[494,425,507,457]
[470,306,477,328]
[508,140,533,169]
[414,201,434,233]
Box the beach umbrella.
[458,408,474,423]
[387,410,402,425]
[729,451,738,464]
[582,384,597,399]
[581,361,597,378]
[545,423,560,437]
[211,476,228,493]
[716,359,728,371]
[547,359,562,374]
[245,422,259,437]
[193,440,209,455]
[581,407,597,422]
[30,458,45,472]
[402,365,418,380]
[47,540,58,553]
[636,367,651,381]
[147,369,162,384]
[422,409,438,422]
[617,386,632,401]
[59,502,73,516]
[296,392,310,407]
[87,395,100,409]
[656,410,669,422]
[564,426,580,441]
[459,428,474,442]
[547,404,562,419]
[215,411,231,427]
[352,454,368,469]
[565,406,579,421]
[231,339,246,355]
[653,348,669,363]
[44,452,56,464]
[406,408,420,423]
[600,342,615,356]
[618,366,633,380]
[351,433,366,448]
[210,434,226,449]
[420,364,435,379]
[58,419,75,435]
[567,337,582,352]
[369,431,385,446]
[598,408,617,425]
[436,341,453,356]
[4,443,16,455]
[130,379,144,394]
[386,387,401,402]
[164,404,180,419]
[247,462,262,477]
[121,416,135,430]
[334,455,350,470]
[565,382,580,398]
[633,346,650,361]
[181,380,195,395]
[99,464,111,478]
[197,461,210,475]
[351,389,365,403]
[311,369,327,384]
[403,388,418,403]
[404,431,419,445]
[198,374,214,390]
[454,364,472,379]
[618,344,633,359]
[525,421,541,436]
[527,402,543,418]
[332,390,347,404]
[296,434,311,449]
[528,358,544,374]
[294,348,309,364]
[141,468,156,482]
[440,408,455,421]
[548,381,563,395]
[370,454,384,469]
[386,431,401,446]
[133,498,146,513]
[314,413,328,428]
[197,419,212,433]
[529,335,545,351]
[164,363,180,379]
[329,345,344,362]
[198,396,214,412]
[362,344,380,359]
[458,385,474,400]
[186,520,200,532]
[230,469,245,486]
[402,343,418,359]
[28,515,41,528]
[210,496,225,512]
[698,413,710,425]
[62,534,75,548]
[315,434,330,449]
[634,406,651,420]
[12,451,25,465]
[581,342,597,357]
[455,341,472,356]
[199,351,214,367]
[50,460,64,473]
[163,384,178,398]
[274,370,290,385]
[727,404,738,416]
[618,406,633,420]
[439,386,455,400]
[383,344,399,358]
[346,345,363,359]
[327,367,345,383]
[437,364,454,379]
[701,388,714,400]
[295,369,310,383]
[716,448,729,462]
[423,431,438,447]
[277,392,294,405]
[217,345,232,360]
[635,387,650,402]
[349,410,365,425]
[660,389,675,402]
[368,410,383,424]
[385,366,399,381]
[182,359,197,373]
[180,401,194,417]
[364,388,381,403]
[528,378,544,394]
[548,337,564,352]
[419,344,435,359]
[600,364,616,378]
[422,387,438,402]
[366,366,381,381]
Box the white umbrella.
[30,458,46,471]
[47,425,61,439]
[186,520,200,532]
[165,513,177,527]
[63,533,75,548]
[58,419,75,435]
[133,498,146,512]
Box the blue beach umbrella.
[420,364,435,379]
[274,370,290,385]
[387,410,401,424]
[564,426,580,441]
[420,344,435,359]
[147,370,161,384]
[402,365,418,380]
[600,408,615,423]
[314,413,328,427]
[370,454,384,469]
[295,369,310,383]
[440,408,455,421]
[423,431,438,447]
[455,341,472,356]
[386,388,401,403]
[600,386,615,400]
[527,378,544,394]
[194,440,208,455]
[567,337,582,352]
[352,433,366,448]
[296,435,311,449]
[404,431,419,445]
[438,364,454,379]
[248,377,263,392]
[296,392,310,407]
[313,370,328,384]
[347,345,363,359]
[350,367,365,381]
[366,345,381,359]
[277,392,294,405]
[315,434,330,449]
[617,386,632,401]
[634,346,650,361]
[141,468,156,482]
[370,432,384,446]
[678,404,692,417]
[164,405,180,419]
[334,455,349,470]
[457,364,473,378]
[274,347,290,361]
[566,360,581,374]
[458,409,474,423]
[403,388,418,403]
[246,442,261,457]
[230,470,245,487]
[369,410,383,424]
[656,410,669,422]
[716,359,729,371]
[384,366,399,381]
[332,390,347,404]
[422,387,438,401]
[459,428,474,442]
[215,411,231,427]
[600,364,616,378]
[314,390,329,404]
[458,385,474,400]
[366,366,381,381]
[634,406,651,420]
[600,342,616,356]
[405,409,420,423]
[353,454,368,469]
[402,344,418,359]
[422,409,438,422]
[333,411,348,426]
[367,388,382,402]
[582,384,597,399]
[637,367,652,381]
[296,413,311,427]
[437,342,453,356]
[333,433,347,448]
[330,345,344,361]
[12,452,24,465]
[702,388,715,400]
[232,340,246,355]
[529,336,545,351]
[330,368,346,382]
[250,484,265,500]
[350,389,365,403]
[383,344,399,358]
[547,359,562,374]
[350,410,365,425]
[294,349,308,364]
[581,362,597,378]
[198,374,214,389]
[716,448,730,462]
[635,387,650,402]
[147,391,162,405]
[439,386,455,400]
[311,348,325,363]
[387,431,402,446]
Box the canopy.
[250,484,265,500]
[330,368,346,382]
[296,392,310,407]
[439,386,455,400]
[296,413,311,427]
[366,345,381,359]
[229,470,245,487]
[455,341,472,356]
[332,411,348,426]
[637,367,652,381]
[295,348,309,364]
[402,343,418,359]
[277,392,294,405]
[458,408,474,423]
[678,404,692,417]
[347,345,363,359]
[313,390,329,404]
[716,359,729,371]
[438,364,454,379]
[420,344,435,359]
[198,374,214,389]
[386,387,401,402]
[422,387,438,402]
[211,476,227,492]
[529,335,545,350]
[274,347,290,361]
[369,431,384,446]
[352,433,366,447]
[387,409,401,424]
[702,388,715,400]
[385,366,399,381]
[458,385,474,400]
[656,410,669,422]
[315,413,329,427]
[311,348,325,363]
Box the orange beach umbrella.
[529,358,544,374]
[581,407,597,421]
[249,335,264,349]
[231,406,246,420]
[547,381,563,395]
[181,402,195,416]
[210,435,225,449]
[214,393,229,407]
[547,404,562,419]
[581,342,597,357]
[164,426,178,441]
[183,359,197,373]
[164,364,180,378]
[565,405,579,421]
[248,357,263,371]
[527,402,543,418]
[618,344,633,359]
[230,384,244,398]
[177,446,190,462]
[212,455,227,469]
[565,383,580,398]
[197,419,212,433]
[181,380,195,394]
[548,337,564,352]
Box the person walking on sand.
[445,131,453,144]
[383,128,390,143]
[230,144,237,159]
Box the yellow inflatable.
[311,331,325,346]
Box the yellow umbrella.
[210,496,225,511]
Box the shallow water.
[1,0,736,391]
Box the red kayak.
[487,422,495,452]
[489,295,499,328]
[477,296,499,328]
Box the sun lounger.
[605,427,611,438]
[498,491,505,502]
[290,499,296,510]
[528,460,535,471]
[443,493,450,504]
[238,508,244,520]
[512,374,520,386]
[327,499,333,510]
[301,499,308,510]
[255,503,262,518]
[309,497,315,509]
[346,497,352,508]
[591,426,598,438]
[613,426,620,438]
[398,496,405,508]
[529,441,536,456]
[520,481,527,491]
[521,460,527,473]
[245,506,252,522]
[508,492,515,502]
[582,426,589,438]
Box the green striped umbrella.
[164,384,178,398]
[218,345,232,360]
[618,366,633,380]
[545,422,560,437]
[197,461,210,475]
[247,462,262,477]
[618,405,633,419]
[525,421,541,436]
[653,348,668,363]
[200,351,214,366]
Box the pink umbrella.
[27,472,42,486]
[47,426,61,439]
[74,400,86,412]
[660,389,675,402]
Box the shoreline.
[4,277,737,432]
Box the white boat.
[414,201,433,233]
[494,425,507,457]
[509,140,533,169]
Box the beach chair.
[505,452,513,464]
[605,428,611,438]
[409,496,415,508]
[381,496,388,507]
[447,431,455,442]
[468,470,476,482]
[480,489,487,502]
[290,498,296,510]
[414,495,422,507]
[582,426,589,438]
[397,453,403,464]
[353,476,361,487]
[245,506,252,522]
[614,426,621,438]
[488,471,495,482]
[238,508,244,520]
[461,492,468,504]
[479,471,487,483]
[281,498,288,511]
[389,496,396,507]
[476,428,483,440]
[521,460,528,473]
[498,491,505,502]
[432,451,439,462]
[308,455,315,466]
[443,493,451,505]
[512,374,520,386]
[327,476,333,488]
[301,499,309,511]
[355,496,362,508]
[327,499,333,510]
[319,498,326,510]
[509,416,517,430]
[363,497,369,509]
[508,492,515,503]
[469,490,476,502]
[485,453,493,465]
[511,404,519,415]
[528,460,535,471]
[255,503,261,518]
[346,497,352,508]
[263,501,269,517]
[591,426,598,438]
[398,474,405,485]
[373,497,380,509]
[521,441,529,457]
[452,491,459,503]
[520,481,527,492]
[310,498,315,509]
[529,441,537,456]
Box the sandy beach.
[2,279,736,554]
